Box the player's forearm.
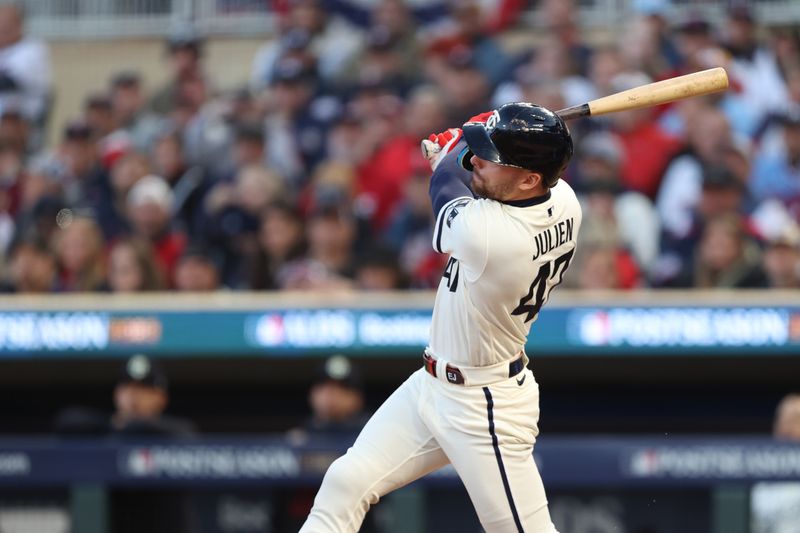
[429,139,473,216]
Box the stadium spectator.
[673,12,715,68]
[536,0,593,78]
[150,28,209,116]
[0,104,28,157]
[17,156,61,219]
[692,212,767,289]
[126,175,186,286]
[353,86,440,232]
[622,0,682,80]
[656,105,745,240]
[432,46,492,125]
[94,151,150,241]
[201,164,285,286]
[722,5,789,130]
[0,2,51,145]
[82,92,116,139]
[174,245,223,291]
[573,131,660,273]
[750,105,800,207]
[761,224,800,289]
[263,56,337,187]
[106,237,164,292]
[363,0,423,89]
[0,235,57,293]
[0,139,20,248]
[575,244,625,290]
[109,71,162,153]
[337,24,420,95]
[570,211,642,290]
[383,153,444,289]
[498,36,595,111]
[587,44,626,100]
[605,70,683,199]
[278,193,357,291]
[655,166,754,287]
[772,25,800,80]
[251,0,361,91]
[248,201,306,290]
[53,215,106,292]
[215,121,268,184]
[354,244,407,290]
[151,129,209,239]
[441,0,515,87]
[58,120,109,208]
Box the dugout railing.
[0,435,796,532]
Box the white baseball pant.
[299,366,558,533]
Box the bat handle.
[556,103,590,121]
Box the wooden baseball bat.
[556,67,729,120]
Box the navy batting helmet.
[459,103,573,187]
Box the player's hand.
[421,127,462,171]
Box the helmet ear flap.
[458,147,475,171]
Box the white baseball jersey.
[301,138,580,533]
[429,179,582,367]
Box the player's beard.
[471,172,516,202]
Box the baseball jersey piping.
[483,386,525,532]
[434,196,472,253]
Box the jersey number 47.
[512,249,574,323]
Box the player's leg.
[300,369,449,533]
[427,370,558,533]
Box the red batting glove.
[421,127,463,171]
[467,111,494,124]
[427,127,462,149]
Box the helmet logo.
[484,110,500,133]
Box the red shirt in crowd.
[356,135,419,232]
[614,123,683,200]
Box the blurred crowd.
[1,0,800,294]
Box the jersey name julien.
[428,179,582,367]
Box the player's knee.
[319,453,377,506]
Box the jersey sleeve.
[432,197,493,278]
[428,138,491,275]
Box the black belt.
[423,352,525,385]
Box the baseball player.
[300,102,581,533]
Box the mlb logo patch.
[446,199,470,228]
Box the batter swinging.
[300,102,582,533]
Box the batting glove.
[466,111,494,124]
[420,127,462,171]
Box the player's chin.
[471,173,483,190]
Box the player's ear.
[519,171,543,192]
